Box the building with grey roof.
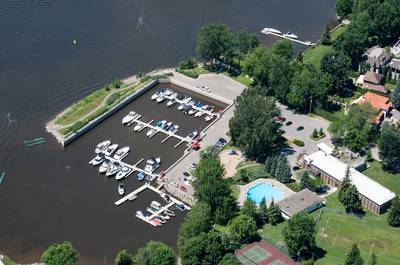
[277,188,324,218]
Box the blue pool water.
[246,183,284,205]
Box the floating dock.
[261,30,316,46]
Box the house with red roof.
[352,92,392,125]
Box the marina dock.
[261,31,316,46]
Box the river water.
[0,0,336,264]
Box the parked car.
[201,85,211,93]
[183,171,191,177]
[296,126,304,131]
[292,165,300,171]
[285,121,293,126]
[170,181,179,188]
[179,185,187,192]
[229,150,238,155]
[216,138,227,147]
[190,163,197,170]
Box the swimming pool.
[246,183,284,205]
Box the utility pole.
[309,96,313,114]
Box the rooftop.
[304,151,395,206]
[389,58,400,70]
[364,71,384,84]
[355,92,392,111]
[277,188,323,217]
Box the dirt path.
[219,149,244,178]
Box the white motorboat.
[133,123,144,131]
[305,40,311,45]
[114,146,130,160]
[188,100,195,106]
[166,98,176,107]
[168,125,179,134]
[177,104,186,111]
[283,32,298,39]
[146,157,161,165]
[105,144,118,156]
[194,111,205,118]
[186,131,198,141]
[115,166,131,180]
[91,153,105,166]
[118,183,125,196]
[182,97,192,104]
[261,27,282,35]
[188,108,197,115]
[156,94,166,103]
[163,122,172,130]
[201,104,209,110]
[99,159,110,173]
[146,129,155,137]
[151,200,162,210]
[164,209,175,217]
[122,111,136,125]
[151,92,160,100]
[95,140,111,154]
[154,216,166,224]
[163,89,173,96]
[106,162,120,177]
[205,115,213,122]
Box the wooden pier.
[261,31,316,46]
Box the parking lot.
[277,103,333,176]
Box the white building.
[303,150,395,214]
[390,40,400,58]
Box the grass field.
[303,25,347,68]
[262,193,400,265]
[364,161,400,194]
[223,72,253,87]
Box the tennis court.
[237,245,271,264]
[269,260,286,265]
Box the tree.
[330,104,375,152]
[258,197,269,224]
[115,250,134,265]
[275,156,291,183]
[338,165,352,202]
[319,127,324,136]
[242,47,272,86]
[271,39,293,60]
[178,202,213,247]
[341,184,362,213]
[229,88,283,161]
[336,0,354,18]
[230,215,258,242]
[282,213,316,258]
[41,241,78,265]
[345,244,364,265]
[296,51,304,62]
[193,157,227,211]
[320,51,352,95]
[235,31,259,58]
[268,54,293,102]
[390,85,400,108]
[196,24,233,62]
[368,253,377,265]
[287,63,331,112]
[312,128,319,138]
[388,196,400,227]
[268,202,283,225]
[218,254,242,265]
[300,171,310,190]
[241,199,259,222]
[215,195,238,225]
[136,241,175,265]
[379,123,400,172]
[321,25,332,45]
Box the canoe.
[0,172,5,185]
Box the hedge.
[292,139,305,146]
[106,93,121,105]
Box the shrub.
[137,72,145,78]
[176,68,199,78]
[179,57,198,69]
[312,128,318,138]
[106,93,121,106]
[113,79,122,88]
[293,139,305,146]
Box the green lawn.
[364,161,400,194]
[303,45,333,68]
[262,193,400,265]
[303,25,347,68]
[223,72,253,87]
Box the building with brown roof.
[356,71,388,94]
[277,188,323,218]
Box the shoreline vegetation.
[45,70,174,145]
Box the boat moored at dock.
[95,140,111,154]
[114,146,130,160]
[105,143,118,156]
[122,111,136,125]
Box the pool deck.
[237,178,295,206]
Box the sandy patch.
[219,149,244,178]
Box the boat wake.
[136,0,152,34]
